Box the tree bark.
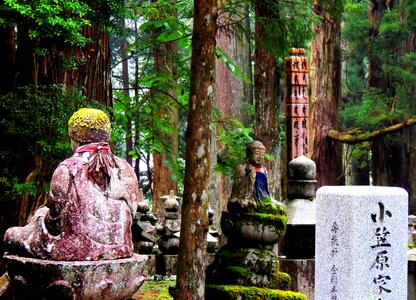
[211,2,252,228]
[327,118,416,144]
[253,2,281,200]
[175,0,217,298]
[310,0,343,187]
[151,0,179,220]
[120,18,133,166]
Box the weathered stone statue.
[3,108,147,299]
[5,108,140,260]
[228,140,271,212]
[205,141,306,299]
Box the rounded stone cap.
[68,108,111,143]
[288,155,316,180]
[162,190,180,212]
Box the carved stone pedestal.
[4,253,147,300]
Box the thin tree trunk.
[120,19,133,166]
[151,0,179,220]
[253,2,281,200]
[176,0,217,298]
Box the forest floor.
[132,279,175,300]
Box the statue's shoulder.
[53,155,84,177]
[113,156,132,169]
[113,156,137,176]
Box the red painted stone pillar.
[284,48,309,161]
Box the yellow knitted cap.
[68,108,111,143]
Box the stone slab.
[315,186,408,300]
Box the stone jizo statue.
[4,108,141,261]
[228,140,271,212]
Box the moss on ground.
[206,284,307,300]
[132,280,175,300]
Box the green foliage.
[0,85,105,201]
[1,0,91,46]
[0,0,127,49]
[110,0,193,194]
[316,0,345,20]
[348,142,371,170]
[219,0,316,58]
[341,90,390,131]
[341,0,416,135]
[0,177,47,200]
[214,114,254,177]
[215,47,252,83]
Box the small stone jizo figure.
[4,108,141,261]
[228,140,271,212]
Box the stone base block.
[142,254,156,278]
[279,258,314,300]
[4,253,148,300]
[155,254,215,277]
[316,186,408,300]
[279,224,315,259]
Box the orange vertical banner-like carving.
[285,48,309,160]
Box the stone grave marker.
[315,186,408,300]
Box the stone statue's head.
[247,140,266,166]
[68,108,111,144]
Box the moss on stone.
[68,108,110,131]
[271,271,291,290]
[216,247,276,267]
[242,213,287,228]
[257,201,287,216]
[206,284,307,300]
[226,266,251,276]
[223,211,287,230]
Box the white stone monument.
[315,186,408,300]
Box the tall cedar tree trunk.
[10,12,112,224]
[176,0,217,298]
[310,1,343,187]
[152,38,179,221]
[369,0,416,214]
[254,2,281,200]
[368,0,393,187]
[121,19,134,166]
[212,2,252,228]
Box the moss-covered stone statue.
[3,108,147,299]
[228,140,271,212]
[205,141,306,300]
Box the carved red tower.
[284,48,309,160]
